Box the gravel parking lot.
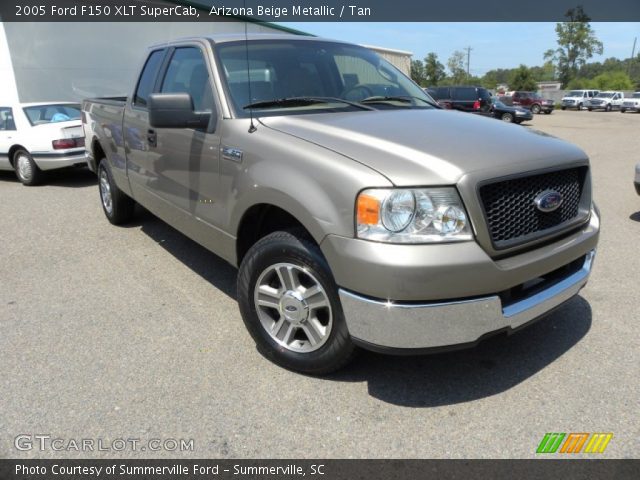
[1,110,639,459]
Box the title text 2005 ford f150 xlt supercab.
[83,34,599,374]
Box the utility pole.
[465,46,473,79]
[629,37,637,76]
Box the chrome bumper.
[340,250,595,350]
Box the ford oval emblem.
[534,190,563,213]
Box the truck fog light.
[433,205,466,234]
[381,190,415,232]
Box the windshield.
[596,93,615,98]
[216,40,435,116]
[633,93,640,98]
[567,91,583,97]
[23,104,81,126]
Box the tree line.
[410,6,639,92]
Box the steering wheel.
[342,84,374,102]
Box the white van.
[561,90,600,110]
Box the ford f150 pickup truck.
[83,34,600,374]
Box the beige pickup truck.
[83,34,599,374]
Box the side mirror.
[148,93,210,130]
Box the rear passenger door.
[451,87,476,112]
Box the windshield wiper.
[359,95,439,108]
[243,97,374,111]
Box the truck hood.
[260,109,587,185]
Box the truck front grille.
[479,167,588,249]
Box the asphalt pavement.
[1,110,638,459]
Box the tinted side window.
[0,107,16,131]
[161,47,213,112]
[478,88,491,100]
[453,87,477,101]
[134,49,165,107]
[430,87,449,99]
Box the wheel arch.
[235,202,318,266]
[8,144,28,166]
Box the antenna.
[244,0,257,133]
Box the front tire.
[531,104,541,114]
[605,104,612,112]
[621,108,626,113]
[13,149,42,186]
[237,230,355,374]
[501,112,515,123]
[98,160,135,225]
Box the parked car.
[587,91,625,111]
[620,92,640,113]
[511,91,554,114]
[635,163,640,195]
[0,102,86,185]
[84,34,599,374]
[426,86,493,113]
[561,90,600,110]
[491,98,533,124]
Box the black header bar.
[1,0,639,22]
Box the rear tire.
[544,111,552,114]
[237,230,356,375]
[13,149,42,186]
[98,159,135,225]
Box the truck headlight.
[356,188,473,243]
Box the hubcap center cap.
[279,291,309,325]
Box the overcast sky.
[282,23,640,75]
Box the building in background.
[362,44,413,76]
[537,81,563,91]
[0,0,412,104]
[0,20,302,104]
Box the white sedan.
[0,102,87,185]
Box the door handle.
[147,129,157,147]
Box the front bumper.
[324,208,599,351]
[340,250,594,350]
[32,150,88,171]
[562,100,580,109]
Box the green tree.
[544,6,603,87]
[591,71,634,90]
[508,65,539,91]
[447,50,467,84]
[424,52,446,86]
[529,61,556,82]
[410,59,426,86]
